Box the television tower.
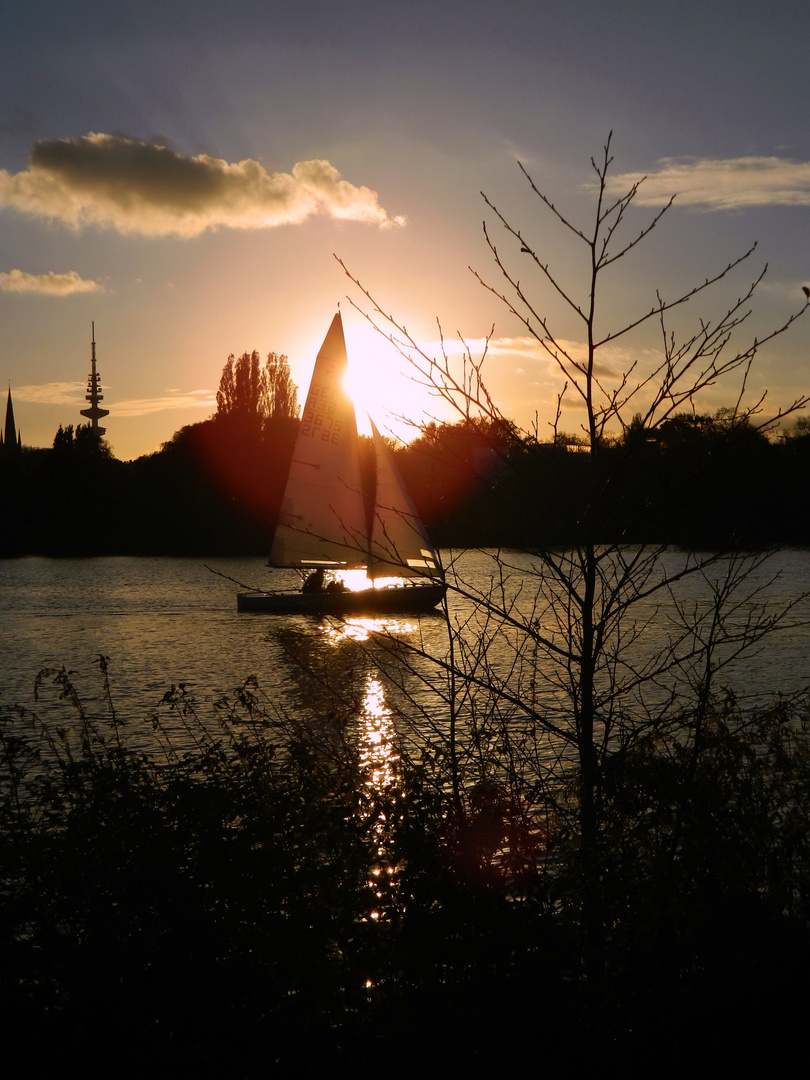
[80,322,109,435]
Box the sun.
[343,323,436,441]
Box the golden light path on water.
[319,612,410,795]
[320,611,414,952]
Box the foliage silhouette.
[2,664,809,1070]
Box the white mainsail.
[269,314,368,568]
[269,312,441,583]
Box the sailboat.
[237,313,447,614]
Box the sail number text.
[301,382,343,444]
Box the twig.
[204,564,265,592]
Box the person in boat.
[302,568,325,593]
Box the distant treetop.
[216,350,299,428]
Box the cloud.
[0,133,406,236]
[11,383,216,417]
[0,268,102,295]
[607,156,810,210]
[488,336,549,360]
[12,381,86,404]
[418,335,548,360]
[417,334,632,377]
[111,389,216,417]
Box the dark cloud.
[0,133,406,236]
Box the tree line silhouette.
[2,405,810,557]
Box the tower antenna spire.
[80,321,110,436]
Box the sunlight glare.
[320,611,418,645]
[343,323,434,440]
[338,568,374,592]
[335,568,410,593]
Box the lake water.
[2,550,809,768]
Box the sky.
[1,0,809,459]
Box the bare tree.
[339,134,810,962]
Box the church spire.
[2,385,21,453]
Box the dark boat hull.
[237,582,447,615]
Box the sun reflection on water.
[358,674,398,792]
[306,613,417,941]
[357,673,400,929]
[319,615,418,645]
